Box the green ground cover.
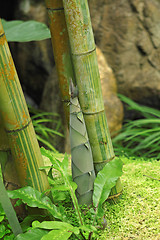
[98,156,160,240]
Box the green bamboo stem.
[63,0,123,198]
[45,0,96,205]
[0,19,49,192]
[0,113,21,190]
[45,0,74,123]
[0,160,22,236]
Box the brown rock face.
[89,0,160,109]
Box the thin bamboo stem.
[0,161,22,236]
[0,19,49,192]
[45,0,74,123]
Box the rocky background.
[0,0,160,152]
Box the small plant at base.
[6,148,123,240]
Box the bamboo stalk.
[45,0,74,123]
[45,0,96,205]
[63,0,123,198]
[0,112,21,190]
[0,19,49,192]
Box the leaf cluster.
[113,95,160,159]
[2,148,123,240]
[0,204,14,240]
[29,106,63,152]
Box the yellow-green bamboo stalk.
[63,0,123,198]
[0,116,20,191]
[0,19,49,192]
[45,0,96,205]
[45,0,74,123]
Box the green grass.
[1,155,159,239]
[98,156,160,240]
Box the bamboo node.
[94,156,115,164]
[0,33,6,45]
[6,120,32,134]
[72,47,96,57]
[47,7,64,11]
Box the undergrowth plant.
[29,106,63,152]
[113,95,160,159]
[2,148,123,240]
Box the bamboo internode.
[45,0,73,123]
[0,19,49,192]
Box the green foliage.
[15,229,48,240]
[113,95,160,159]
[7,186,64,221]
[93,158,123,218]
[2,19,51,42]
[3,148,122,240]
[40,148,84,227]
[0,204,14,240]
[29,106,63,152]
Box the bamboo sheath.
[70,96,95,205]
[45,0,96,205]
[0,20,49,192]
[63,0,123,198]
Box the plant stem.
[0,159,22,236]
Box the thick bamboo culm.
[45,0,74,123]
[0,19,49,192]
[0,115,20,190]
[45,0,96,205]
[62,0,114,172]
[63,0,123,198]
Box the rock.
[11,0,54,105]
[89,0,160,110]
[96,47,124,135]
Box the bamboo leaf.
[93,158,123,217]
[36,135,58,152]
[41,229,72,240]
[2,19,51,42]
[15,229,48,240]
[7,186,63,220]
